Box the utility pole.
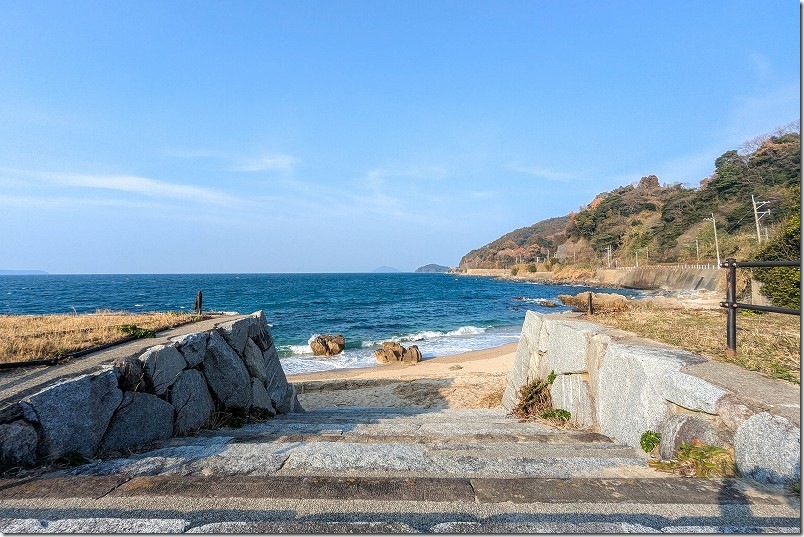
[607,245,612,268]
[635,250,639,268]
[752,194,771,244]
[695,239,699,262]
[706,213,721,266]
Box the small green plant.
[547,370,556,385]
[648,440,736,477]
[510,267,519,276]
[540,409,571,423]
[640,430,661,453]
[527,264,537,273]
[513,378,552,418]
[119,324,157,339]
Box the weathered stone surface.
[0,420,39,469]
[595,343,674,448]
[502,311,542,412]
[402,345,422,363]
[310,334,346,356]
[140,344,187,396]
[265,347,290,411]
[541,317,606,374]
[275,384,301,414]
[0,518,190,533]
[249,310,274,351]
[170,369,215,436]
[655,367,725,414]
[659,414,728,460]
[114,355,145,392]
[202,331,252,410]
[550,374,595,428]
[20,369,122,460]
[0,402,25,424]
[251,378,276,417]
[171,332,209,367]
[374,341,405,363]
[734,412,800,484]
[242,338,268,382]
[100,392,174,453]
[216,317,254,354]
[714,394,756,432]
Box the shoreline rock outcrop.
[310,334,346,356]
[374,342,422,364]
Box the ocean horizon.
[0,273,639,374]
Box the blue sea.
[0,273,638,374]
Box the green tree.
[752,215,801,309]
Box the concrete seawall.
[503,311,800,485]
[460,266,723,292]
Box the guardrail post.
[724,258,737,356]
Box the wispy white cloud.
[61,173,243,206]
[366,165,448,181]
[233,153,300,173]
[507,164,580,183]
[0,168,243,207]
[164,148,300,173]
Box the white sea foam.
[280,325,520,375]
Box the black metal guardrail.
[719,258,801,355]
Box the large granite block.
[734,412,800,484]
[540,317,606,374]
[550,374,595,429]
[170,369,215,435]
[595,343,675,447]
[20,369,122,460]
[502,311,541,411]
[0,420,39,469]
[139,344,187,396]
[100,392,174,453]
[171,332,209,367]
[201,331,252,410]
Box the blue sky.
[0,1,799,273]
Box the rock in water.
[310,334,346,356]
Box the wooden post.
[587,292,594,315]
[195,290,203,315]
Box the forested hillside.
[458,125,800,270]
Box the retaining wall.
[0,311,302,471]
[503,311,800,485]
[595,266,721,291]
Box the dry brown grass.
[0,311,208,364]
[588,302,800,384]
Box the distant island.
[372,266,401,273]
[415,264,451,273]
[0,270,49,275]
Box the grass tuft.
[590,302,800,384]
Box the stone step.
[0,476,799,533]
[2,518,799,534]
[216,407,617,444]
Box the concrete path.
[0,314,245,410]
[0,407,799,533]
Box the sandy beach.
[287,342,518,411]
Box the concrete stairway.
[0,407,799,533]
